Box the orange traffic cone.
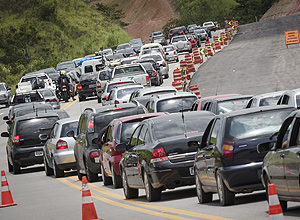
[0,170,17,208]
[82,176,102,220]
[268,183,284,220]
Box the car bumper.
[78,88,97,97]
[12,145,44,166]
[218,162,264,193]
[0,98,9,104]
[54,150,76,166]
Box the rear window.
[157,97,197,113]
[107,82,135,93]
[12,93,43,104]
[144,90,176,96]
[116,121,140,144]
[164,46,175,52]
[224,109,294,142]
[259,95,281,106]
[141,55,162,62]
[117,87,143,99]
[217,98,250,114]
[114,66,144,76]
[99,70,111,81]
[80,73,98,81]
[154,116,211,139]
[172,36,186,42]
[60,121,78,138]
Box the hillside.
[98,0,179,41]
[261,0,300,21]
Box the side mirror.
[39,133,48,141]
[269,131,279,140]
[6,121,12,125]
[257,142,273,153]
[188,141,200,148]
[66,130,76,139]
[8,87,11,90]
[15,85,18,89]
[3,116,9,120]
[115,142,128,151]
[1,132,9,137]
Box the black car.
[258,110,300,212]
[116,111,214,201]
[139,62,162,86]
[1,112,60,174]
[194,105,295,206]
[77,72,98,101]
[74,103,147,182]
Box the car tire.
[97,97,101,103]
[86,161,98,182]
[76,162,84,181]
[195,174,212,203]
[44,156,53,176]
[12,160,21,175]
[111,164,122,189]
[53,159,64,178]
[122,169,138,199]
[144,170,161,202]
[217,171,235,206]
[101,164,112,185]
[7,157,13,172]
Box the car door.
[44,123,58,165]
[123,125,141,187]
[75,113,87,171]
[102,125,113,176]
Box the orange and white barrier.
[179,60,186,69]
[268,183,284,220]
[213,36,221,50]
[192,48,203,64]
[1,170,17,208]
[189,85,201,98]
[173,69,183,82]
[82,176,102,220]
[172,81,184,92]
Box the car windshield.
[116,121,140,144]
[224,109,294,142]
[154,116,210,139]
[80,73,98,81]
[172,37,186,42]
[259,95,281,106]
[140,63,154,71]
[56,62,75,71]
[217,98,250,114]
[164,46,175,52]
[141,55,162,62]
[0,84,6,91]
[117,87,143,99]
[117,44,130,50]
[170,29,181,34]
[60,121,78,138]
[114,66,144,76]
[157,97,197,113]
[48,73,60,81]
[38,89,54,97]
[12,93,43,104]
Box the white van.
[139,43,164,56]
[80,58,106,75]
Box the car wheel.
[144,170,161,202]
[53,159,64,178]
[195,174,212,203]
[12,160,21,175]
[86,160,98,182]
[44,156,53,176]
[122,169,138,199]
[101,164,112,185]
[217,171,235,206]
[97,97,101,103]
[7,157,13,172]
[111,164,122,189]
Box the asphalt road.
[1,26,300,220]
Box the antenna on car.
[181,99,187,138]
[215,86,218,95]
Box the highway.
[1,29,300,220]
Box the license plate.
[94,157,99,163]
[89,84,96,88]
[189,167,194,176]
[35,151,43,157]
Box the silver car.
[163,45,179,62]
[0,83,12,107]
[43,117,79,178]
[170,35,192,53]
[140,52,169,79]
[37,88,60,109]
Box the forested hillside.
[0,0,131,87]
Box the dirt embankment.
[98,0,179,42]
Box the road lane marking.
[68,176,234,220]
[61,98,78,110]
[57,178,194,220]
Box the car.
[139,43,164,57]
[186,34,197,48]
[0,83,12,107]
[77,72,98,102]
[140,52,169,79]
[149,31,163,42]
[277,88,300,108]
[199,26,212,38]
[79,59,107,75]
[37,88,60,109]
[96,48,113,57]
[203,21,216,32]
[151,36,167,46]
[145,92,198,113]
[190,94,241,111]
[193,105,295,206]
[258,109,300,212]
[106,84,144,106]
[43,117,79,178]
[100,113,167,188]
[115,43,135,57]
[56,60,77,71]
[246,90,286,108]
[140,48,166,60]
[170,35,192,53]
[139,62,163,86]
[73,103,147,182]
[121,56,139,65]
[202,95,253,115]
[10,90,45,106]
[187,24,197,32]
[96,69,112,103]
[117,111,214,201]
[194,29,208,44]
[1,111,60,174]
[101,79,137,106]
[132,58,160,72]
[163,45,179,62]
[168,27,184,40]
[129,38,144,54]
[53,109,70,119]
[106,53,123,67]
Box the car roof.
[112,84,143,91]
[137,86,177,95]
[88,103,142,114]
[150,92,197,101]
[253,90,286,99]
[112,112,167,124]
[114,63,141,69]
[199,94,240,101]
[14,111,59,122]
[212,95,253,102]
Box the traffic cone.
[268,183,284,220]
[0,170,17,208]
[82,176,102,220]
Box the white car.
[170,35,192,53]
[106,84,144,106]
[96,69,112,103]
[203,21,216,32]
[163,45,179,62]
[140,52,169,79]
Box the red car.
[186,35,197,48]
[99,113,167,188]
[168,27,184,40]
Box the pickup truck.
[111,64,151,87]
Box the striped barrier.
[172,80,184,92]
[189,85,201,98]
[268,184,284,220]
[0,170,17,208]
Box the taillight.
[105,96,108,99]
[174,51,176,55]
[162,61,166,67]
[56,139,68,150]
[87,116,94,133]
[146,76,150,85]
[78,84,82,90]
[13,135,20,145]
[112,107,123,111]
[151,71,156,77]
[114,100,119,104]
[96,81,101,89]
[222,140,234,159]
[49,98,58,103]
[150,148,168,163]
[90,151,99,159]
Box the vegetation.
[0,0,131,89]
